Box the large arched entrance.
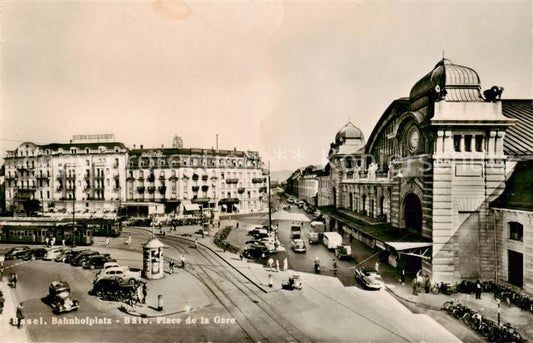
[403,193,422,233]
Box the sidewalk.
[157,220,533,341]
[0,278,30,343]
[155,222,460,342]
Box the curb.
[384,286,443,311]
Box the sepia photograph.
[1,1,532,342]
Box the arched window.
[362,194,366,213]
[379,195,385,216]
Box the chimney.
[140,145,144,150]
[161,144,164,149]
[133,144,136,149]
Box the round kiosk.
[142,238,165,280]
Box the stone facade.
[316,59,521,284]
[4,139,267,216]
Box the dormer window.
[71,148,77,154]
[85,148,90,154]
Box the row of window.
[11,146,123,157]
[453,135,484,153]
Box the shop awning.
[386,242,432,260]
[183,201,201,212]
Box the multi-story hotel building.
[125,147,267,214]
[315,59,533,293]
[4,135,128,215]
[3,136,267,216]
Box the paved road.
[0,240,250,343]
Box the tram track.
[159,234,309,343]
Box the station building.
[317,59,533,293]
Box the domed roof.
[335,121,364,141]
[409,59,482,102]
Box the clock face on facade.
[407,126,420,153]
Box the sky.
[2,1,532,171]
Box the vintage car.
[44,247,65,261]
[291,239,306,253]
[90,278,139,302]
[94,266,141,285]
[3,246,30,260]
[71,250,100,266]
[241,245,269,260]
[82,255,116,270]
[354,268,385,290]
[43,281,80,314]
[22,248,48,261]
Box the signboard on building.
[72,134,115,143]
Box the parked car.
[42,280,80,314]
[82,255,116,270]
[55,249,74,262]
[62,249,89,263]
[77,253,109,267]
[94,266,141,285]
[90,278,138,302]
[44,247,65,261]
[22,248,48,261]
[354,268,385,290]
[291,239,306,253]
[71,250,100,266]
[241,246,269,260]
[3,246,30,260]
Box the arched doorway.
[403,193,422,233]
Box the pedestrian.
[276,260,280,272]
[45,236,50,247]
[411,278,418,296]
[126,236,131,245]
[169,261,174,274]
[0,292,4,314]
[424,275,431,293]
[62,239,65,247]
[142,283,147,304]
[180,254,186,268]
[332,259,338,275]
[105,237,109,248]
[16,303,24,329]
[51,237,56,247]
[400,269,406,285]
[0,265,4,281]
[236,222,239,229]
[475,280,482,299]
[375,261,379,273]
[11,273,18,288]
[283,257,288,272]
[194,238,198,249]
[268,258,274,271]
